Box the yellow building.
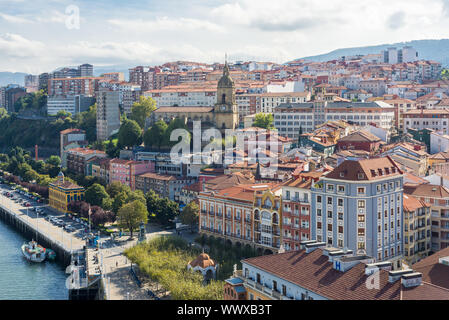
[403,194,431,265]
[49,172,85,213]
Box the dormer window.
[385,167,390,174]
[358,172,365,179]
[370,169,376,177]
[378,168,383,176]
[340,172,345,178]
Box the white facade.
[145,89,216,108]
[430,131,449,154]
[266,81,305,93]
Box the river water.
[0,219,68,300]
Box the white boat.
[21,240,46,263]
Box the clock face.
[221,105,226,111]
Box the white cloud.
[0,12,33,24]
[0,33,45,58]
[108,16,225,33]
[2,0,449,72]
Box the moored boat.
[46,249,56,261]
[21,240,46,263]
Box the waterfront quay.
[0,186,84,264]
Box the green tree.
[253,113,274,129]
[144,120,168,150]
[118,119,142,148]
[74,104,97,142]
[162,118,190,148]
[85,183,110,207]
[0,107,7,120]
[106,181,131,198]
[117,200,148,238]
[180,201,199,231]
[129,96,157,129]
[45,155,61,167]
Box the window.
[328,224,332,231]
[317,209,322,216]
[327,184,334,192]
[327,197,333,205]
[357,187,365,194]
[358,200,365,208]
[338,226,343,233]
[338,199,344,206]
[317,196,322,203]
[338,185,345,193]
[358,215,365,222]
[327,211,332,218]
[358,229,365,236]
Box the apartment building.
[46,94,95,116]
[48,77,101,96]
[403,109,449,136]
[402,194,431,265]
[109,159,154,190]
[404,184,449,252]
[198,183,282,254]
[96,89,120,141]
[135,172,194,201]
[359,79,386,97]
[280,177,312,251]
[60,128,88,168]
[274,101,394,140]
[259,92,311,113]
[66,148,107,175]
[225,242,449,300]
[311,157,404,264]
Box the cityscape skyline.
[3,0,449,73]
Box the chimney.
[401,272,423,288]
[333,254,374,272]
[365,261,392,276]
[388,269,414,283]
[305,242,326,253]
[300,240,317,250]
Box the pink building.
[109,159,154,190]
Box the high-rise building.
[78,64,93,77]
[311,157,404,266]
[4,85,27,112]
[96,89,120,141]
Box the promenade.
[0,190,84,254]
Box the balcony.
[234,216,242,222]
[244,217,251,223]
[208,211,215,216]
[225,215,232,220]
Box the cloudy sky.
[2,0,449,73]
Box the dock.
[0,193,84,265]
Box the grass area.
[124,236,224,300]
[194,234,261,280]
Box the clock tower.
[214,62,239,132]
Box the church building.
[150,62,239,133]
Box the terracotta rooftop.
[337,130,382,143]
[404,184,449,199]
[242,249,449,300]
[403,194,430,212]
[325,156,402,181]
[412,246,449,290]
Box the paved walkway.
[0,190,84,252]
[100,225,198,300]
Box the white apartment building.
[274,101,395,139]
[404,109,449,136]
[259,92,311,113]
[430,131,449,154]
[144,87,216,107]
[47,95,95,115]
